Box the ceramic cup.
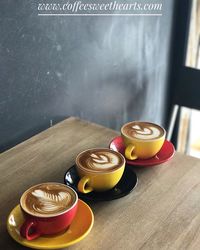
[121,121,166,160]
[20,183,78,240]
[75,148,125,193]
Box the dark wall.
[0,0,174,152]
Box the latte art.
[31,189,71,214]
[122,122,164,140]
[20,183,77,217]
[86,152,120,170]
[77,148,125,172]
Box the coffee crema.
[20,183,77,217]
[122,122,165,140]
[76,148,124,172]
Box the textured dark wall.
[0,1,174,152]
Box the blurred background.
[1,0,200,157]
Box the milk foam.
[77,149,124,172]
[21,183,76,217]
[122,122,164,140]
[31,189,71,214]
[131,125,161,140]
[87,152,120,170]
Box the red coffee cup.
[20,183,78,240]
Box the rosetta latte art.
[31,189,72,214]
[21,184,76,216]
[86,152,120,170]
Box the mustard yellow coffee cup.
[121,121,166,160]
[75,148,125,193]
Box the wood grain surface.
[1,117,200,250]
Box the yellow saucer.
[7,199,94,249]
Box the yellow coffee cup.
[75,148,125,193]
[121,121,166,160]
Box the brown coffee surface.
[77,148,124,172]
[122,122,164,140]
[21,183,76,217]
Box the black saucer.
[64,165,138,202]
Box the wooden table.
[1,117,200,250]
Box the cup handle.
[125,144,138,160]
[20,218,41,240]
[78,176,93,193]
